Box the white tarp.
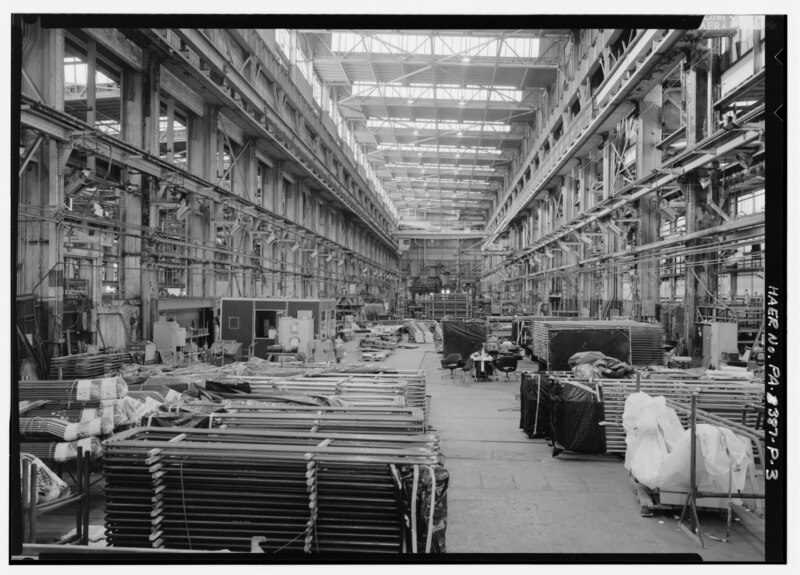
[623,392,752,493]
[622,392,685,488]
[656,424,751,494]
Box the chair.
[494,355,518,381]
[440,353,462,380]
[461,357,475,383]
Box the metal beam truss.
[485,28,691,242]
[483,105,764,282]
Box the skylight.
[377,143,503,155]
[332,32,539,59]
[352,82,522,103]
[384,162,500,173]
[366,118,512,133]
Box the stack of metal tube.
[103,427,445,553]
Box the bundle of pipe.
[553,375,764,455]
[103,427,444,553]
[19,377,128,403]
[127,390,176,404]
[19,416,103,441]
[404,320,424,343]
[211,376,408,408]
[22,403,116,434]
[20,436,103,463]
[48,352,132,379]
[311,368,427,413]
[207,407,426,435]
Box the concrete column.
[85,39,97,173]
[142,52,161,156]
[188,106,218,299]
[636,84,662,320]
[118,66,148,334]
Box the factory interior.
[10,14,787,563]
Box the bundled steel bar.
[20,437,104,462]
[48,352,132,379]
[531,320,664,368]
[209,408,426,435]
[211,376,409,408]
[19,416,103,441]
[19,377,128,402]
[23,403,116,434]
[103,427,444,553]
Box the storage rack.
[421,294,472,320]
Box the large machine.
[220,298,336,358]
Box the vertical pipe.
[82,452,91,544]
[75,446,83,541]
[22,459,30,543]
[29,462,38,543]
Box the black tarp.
[547,328,630,370]
[550,380,606,455]
[441,319,486,358]
[519,372,553,438]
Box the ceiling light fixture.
[456,131,463,137]
[290,241,301,252]
[458,100,466,107]
[406,98,414,104]
[310,249,319,258]
[736,152,753,169]
[462,56,471,63]
[325,253,334,262]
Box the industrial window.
[63,36,122,135]
[159,99,189,170]
[732,188,765,216]
[275,29,291,67]
[659,215,686,239]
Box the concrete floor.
[25,335,765,560]
[388,339,765,560]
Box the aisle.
[418,345,765,559]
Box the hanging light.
[735,152,753,169]
[264,231,277,245]
[310,249,319,258]
[290,241,301,252]
[325,253,334,262]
